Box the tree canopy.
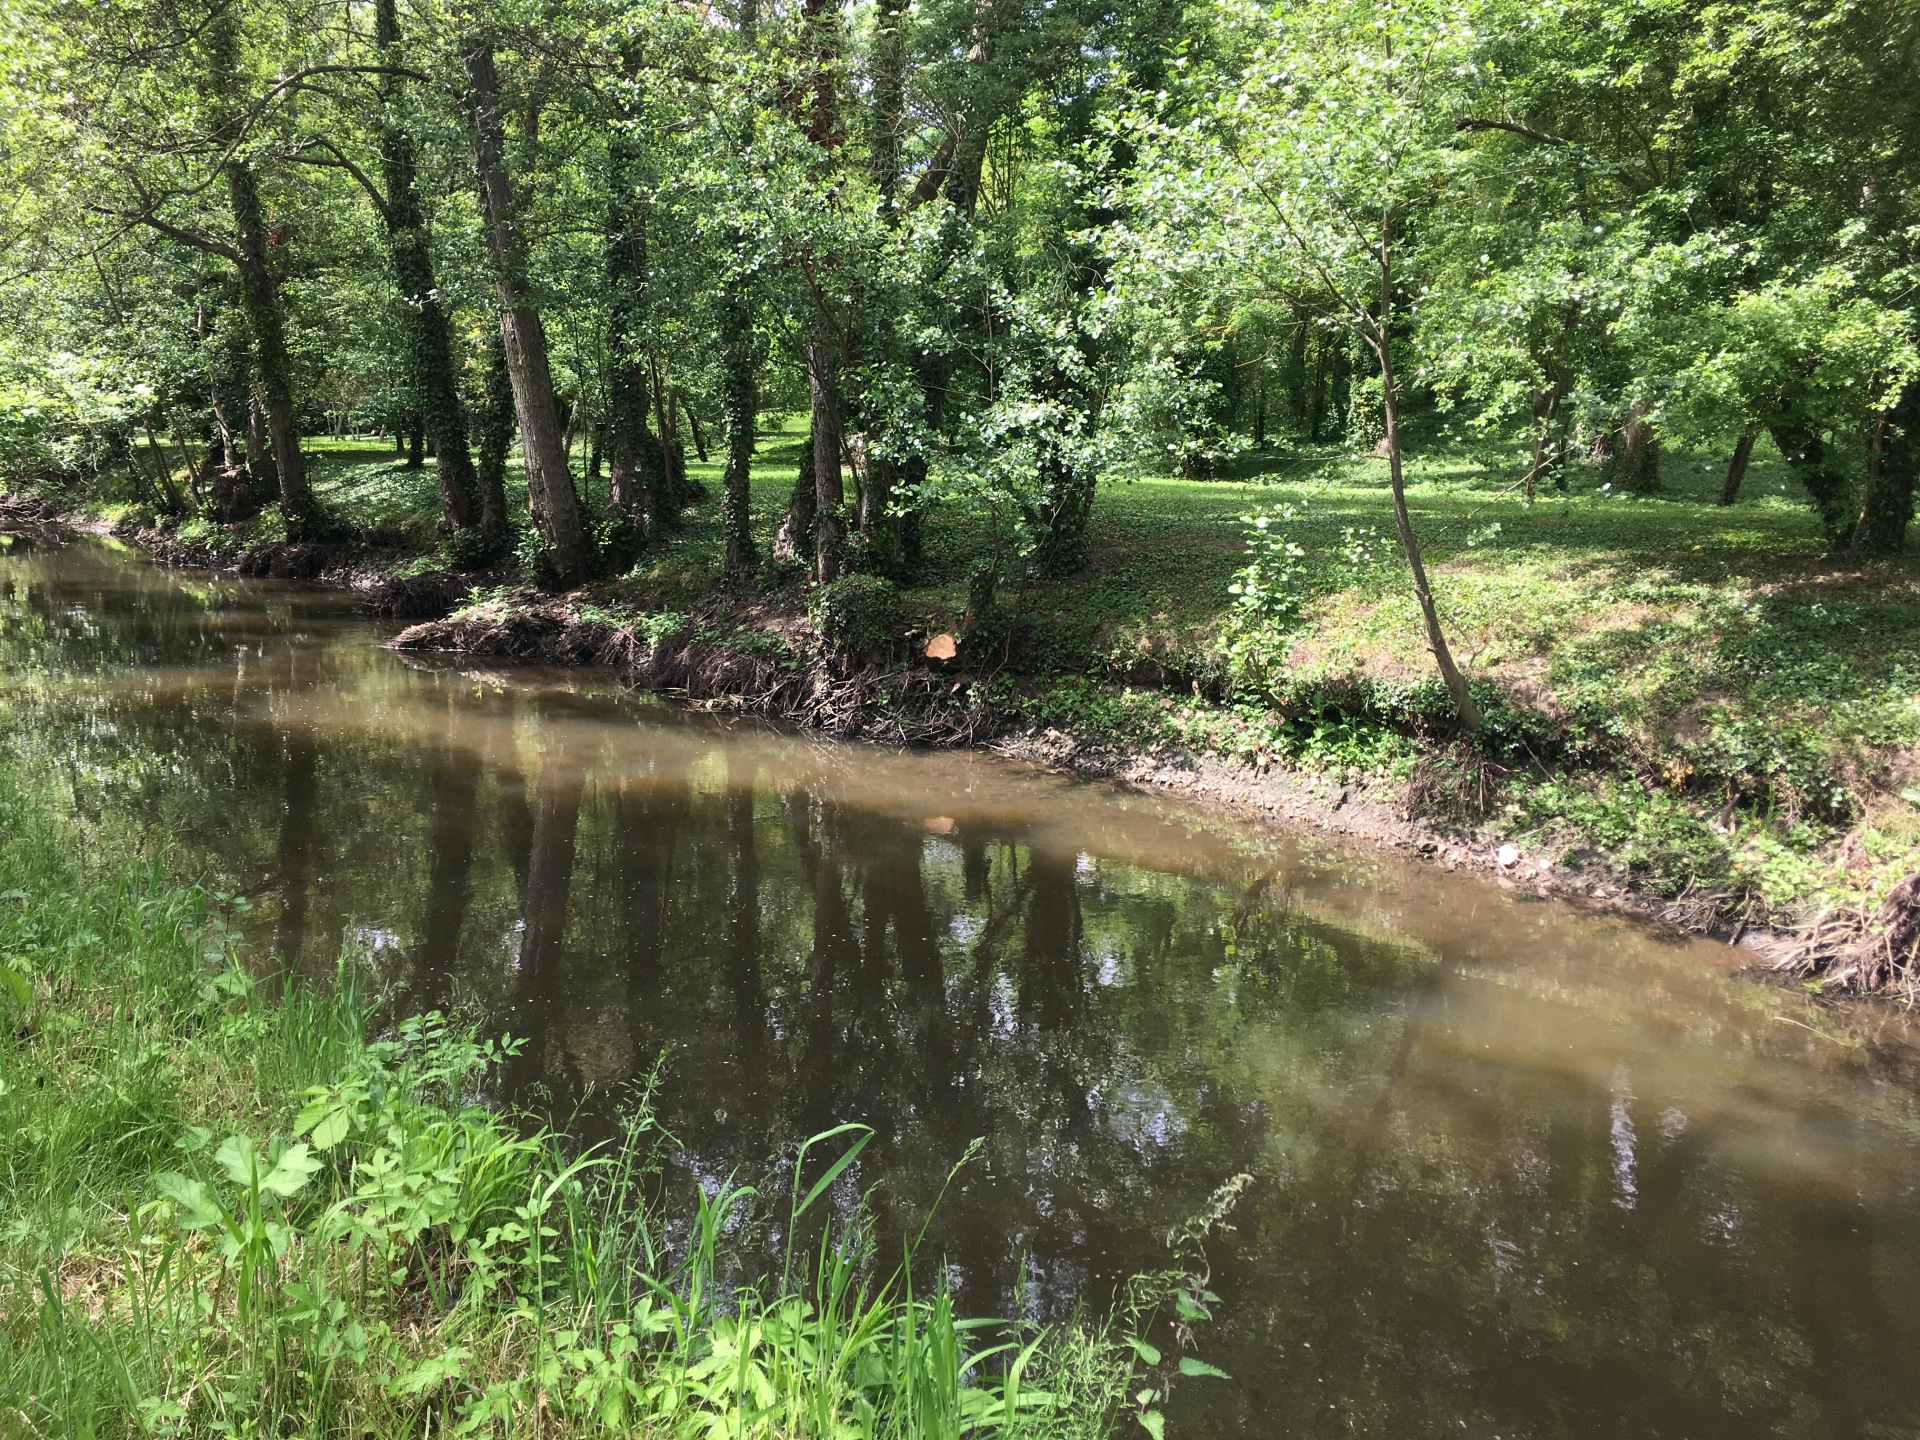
[2,0,1915,711]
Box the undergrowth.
[0,743,1229,1438]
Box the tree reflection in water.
[11,537,1920,1438]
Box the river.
[6,532,1920,1437]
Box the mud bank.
[19,508,1901,996]
[386,595,1824,980]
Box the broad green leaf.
[214,1134,259,1189]
[175,1124,212,1154]
[309,1108,351,1151]
[261,1143,322,1198]
[1128,1337,1162,1366]
[155,1172,223,1230]
[0,963,30,1010]
[1178,1356,1230,1380]
[392,1346,470,1395]
[1140,1409,1166,1440]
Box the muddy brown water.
[7,534,1920,1437]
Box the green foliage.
[809,574,902,654]
[0,744,1198,1439]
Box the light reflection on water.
[7,536,1920,1437]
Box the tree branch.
[1453,117,1569,147]
[97,205,241,264]
[286,138,389,218]
[905,131,958,209]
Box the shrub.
[808,573,900,653]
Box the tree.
[1113,0,1485,728]
[460,28,595,586]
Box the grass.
[90,416,1920,941]
[0,731,1230,1438]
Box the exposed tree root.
[389,602,1000,745]
[1774,873,1920,997]
[362,571,471,619]
[0,494,74,543]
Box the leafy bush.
[808,573,901,653]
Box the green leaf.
[391,1346,470,1395]
[155,1172,223,1230]
[175,1125,212,1154]
[214,1134,259,1189]
[261,1143,322,1198]
[292,1097,329,1138]
[309,1108,351,1151]
[1178,1356,1230,1380]
[1127,1337,1162,1366]
[794,1124,873,1218]
[0,963,30,1011]
[1139,1409,1166,1440]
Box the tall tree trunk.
[1370,239,1480,731]
[774,418,817,566]
[376,0,481,533]
[247,385,279,500]
[208,377,243,520]
[204,8,314,536]
[462,36,593,587]
[603,125,655,550]
[806,338,844,582]
[475,328,513,544]
[142,419,185,514]
[1852,384,1917,554]
[168,414,204,509]
[1769,416,1855,543]
[1603,401,1659,494]
[227,162,319,537]
[1718,431,1756,506]
[720,274,759,580]
[1527,378,1566,501]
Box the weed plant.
[0,745,1226,1438]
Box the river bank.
[12,520,1920,1436]
[7,451,1919,998]
[0,732,1186,1438]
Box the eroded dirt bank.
[11,507,1907,996]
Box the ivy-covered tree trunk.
[227,161,320,538]
[806,338,845,582]
[207,7,317,538]
[376,0,480,535]
[719,276,759,581]
[463,36,593,587]
[247,386,279,501]
[1853,383,1917,554]
[602,128,656,554]
[475,329,514,544]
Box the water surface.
[6,534,1920,1438]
